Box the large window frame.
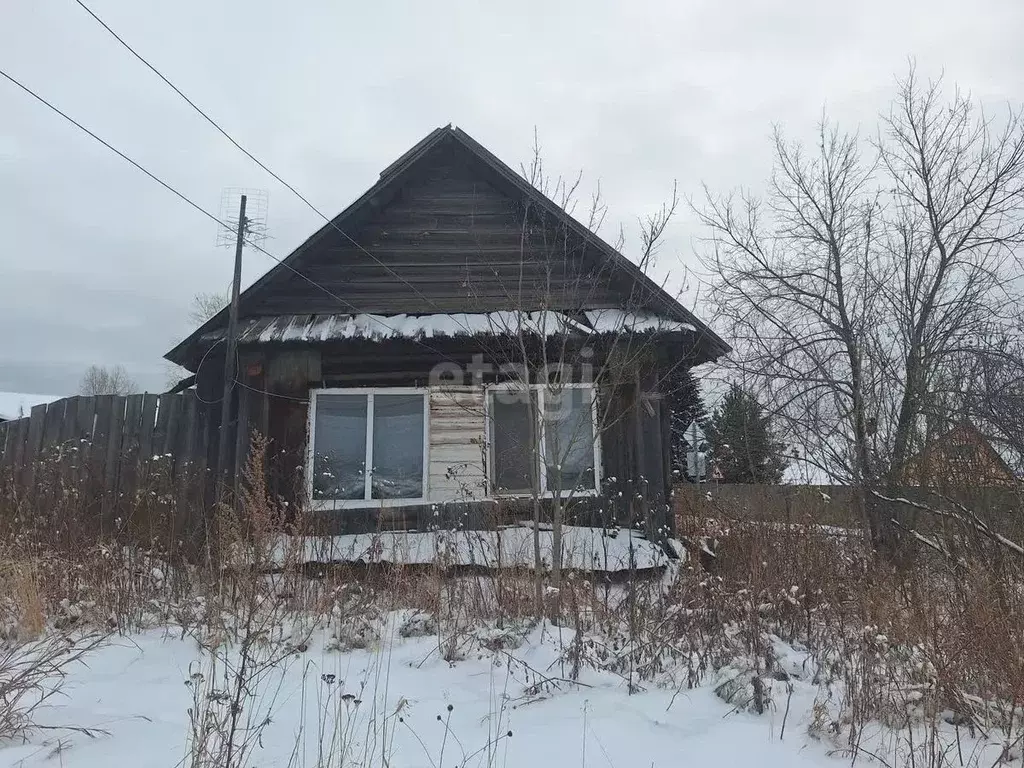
[484,382,603,499]
[307,387,430,510]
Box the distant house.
[165,126,729,536]
[901,422,1017,488]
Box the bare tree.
[463,133,699,608]
[79,364,137,396]
[698,67,1024,546]
[161,291,231,391]
[189,291,228,325]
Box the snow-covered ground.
[0,623,838,768]
[0,391,61,422]
[272,525,672,571]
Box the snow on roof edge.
[203,311,696,345]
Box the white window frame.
[307,387,430,510]
[484,382,602,499]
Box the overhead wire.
[0,67,477,377]
[71,0,480,338]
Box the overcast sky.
[2,0,1022,395]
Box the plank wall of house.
[165,126,730,537]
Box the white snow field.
[0,622,843,768]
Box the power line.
[72,0,477,336]
[0,66,470,368]
[0,68,223,232]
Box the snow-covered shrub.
[398,610,438,639]
[713,657,773,714]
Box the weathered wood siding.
[242,141,632,317]
[427,386,487,502]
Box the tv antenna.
[215,187,269,501]
[216,187,269,247]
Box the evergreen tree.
[706,384,789,484]
[666,366,708,478]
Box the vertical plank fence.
[0,392,224,553]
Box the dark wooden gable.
[243,139,636,316]
[166,126,729,368]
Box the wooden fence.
[674,482,1024,540]
[0,392,225,514]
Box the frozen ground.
[0,623,839,768]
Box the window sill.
[309,489,600,512]
[310,497,431,511]
[489,489,600,500]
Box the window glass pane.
[313,395,367,500]
[490,390,536,493]
[544,387,597,493]
[371,394,425,499]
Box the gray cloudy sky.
[2,0,1022,395]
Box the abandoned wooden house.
[165,126,730,537]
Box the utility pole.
[216,194,247,501]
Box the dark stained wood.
[0,422,11,468]
[59,397,80,445]
[640,394,665,526]
[198,146,638,335]
[53,397,76,489]
[166,127,730,373]
[138,394,160,463]
[170,392,194,475]
[10,417,30,474]
[88,396,114,531]
[659,388,674,531]
[75,397,97,443]
[117,395,144,500]
[103,396,126,519]
[158,394,182,458]
[233,384,251,494]
[22,404,47,491]
[151,394,170,460]
[42,399,65,450]
[259,384,270,446]
[178,392,201,467]
[0,393,212,548]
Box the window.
[310,389,427,506]
[487,385,600,496]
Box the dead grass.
[2,445,1023,767]
[0,632,107,742]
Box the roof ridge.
[378,124,452,181]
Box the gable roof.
[166,126,729,367]
[902,422,1018,485]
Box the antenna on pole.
[215,188,268,503]
[216,187,269,247]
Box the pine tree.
[706,384,789,484]
[666,366,708,478]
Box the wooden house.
[165,126,729,536]
[901,422,1018,488]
